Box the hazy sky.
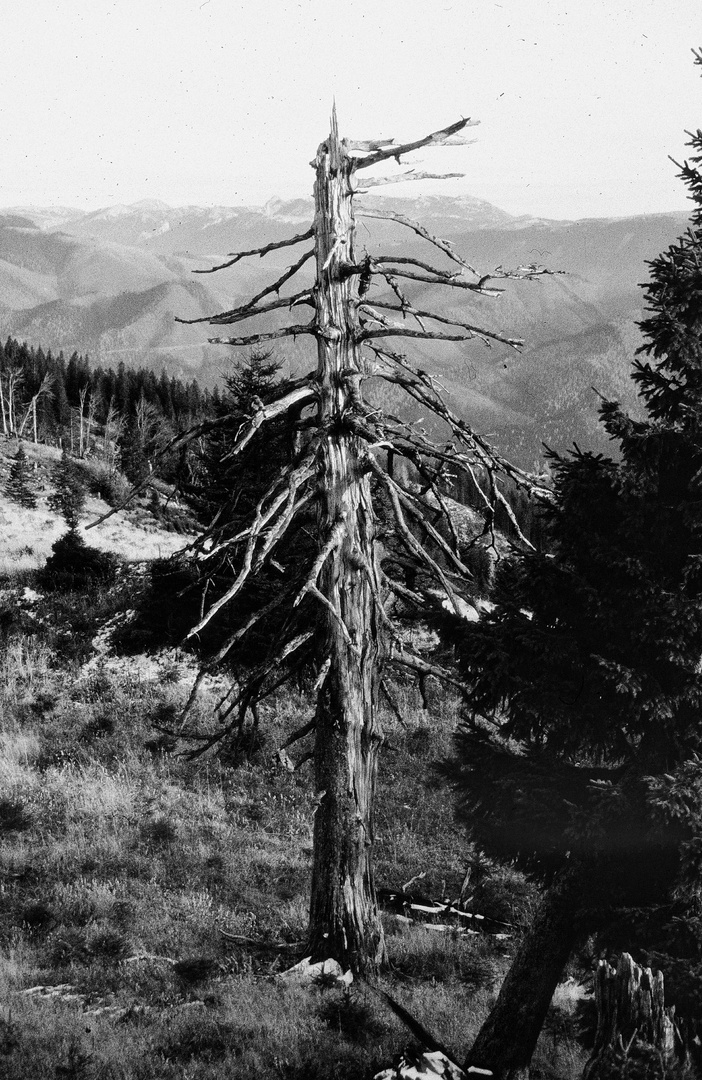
[2,0,701,219]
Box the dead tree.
[97,110,551,973]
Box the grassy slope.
[0,439,192,575]
[0,445,586,1080]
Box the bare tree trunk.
[465,867,591,1080]
[0,377,7,437]
[307,110,386,974]
[79,387,87,458]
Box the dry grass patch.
[0,588,580,1077]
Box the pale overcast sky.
[2,0,701,219]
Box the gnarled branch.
[192,226,314,274]
[176,289,313,327]
[352,117,479,170]
[367,455,465,616]
[358,323,521,349]
[358,170,467,189]
[360,302,522,350]
[357,207,479,276]
[209,324,316,347]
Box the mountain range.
[0,194,689,468]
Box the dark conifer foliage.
[5,443,37,509]
[40,528,118,591]
[47,449,86,529]
[187,349,317,684]
[445,50,702,1077]
[197,348,291,519]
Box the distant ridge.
[0,194,691,467]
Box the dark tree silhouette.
[442,49,702,1079]
[48,449,86,529]
[5,443,36,509]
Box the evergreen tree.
[5,443,37,509]
[197,348,291,519]
[182,348,316,677]
[47,449,86,529]
[446,53,702,1078]
[119,416,150,483]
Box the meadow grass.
[0,437,192,574]
[0,561,586,1079]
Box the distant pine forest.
[0,336,220,486]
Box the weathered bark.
[307,109,386,973]
[464,867,591,1080]
[584,953,676,1080]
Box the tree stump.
[583,953,676,1080]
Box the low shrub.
[86,463,131,507]
[39,529,118,591]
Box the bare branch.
[344,138,395,151]
[390,645,467,694]
[361,269,426,331]
[359,322,521,349]
[412,459,463,554]
[307,584,362,656]
[352,117,479,170]
[192,227,314,274]
[366,455,465,616]
[209,324,316,347]
[492,486,536,551]
[184,631,315,759]
[218,382,316,463]
[203,584,298,669]
[280,717,316,750]
[360,302,522,349]
[176,289,313,327]
[372,254,467,279]
[243,247,316,309]
[358,170,466,189]
[378,467,472,578]
[357,207,479,275]
[480,263,565,287]
[380,678,407,728]
[383,576,427,608]
[294,517,346,606]
[186,458,317,638]
[367,345,551,497]
[364,263,506,297]
[87,379,316,530]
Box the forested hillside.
[0,336,213,484]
